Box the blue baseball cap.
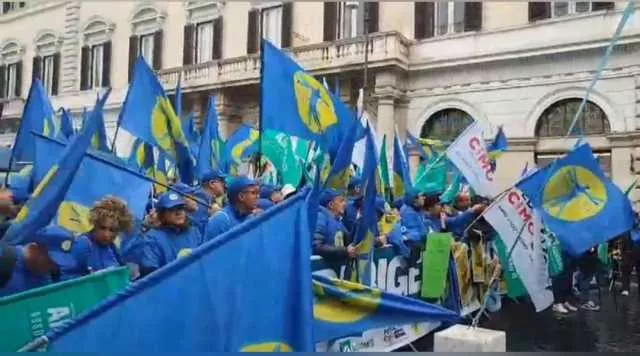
[319,189,344,207]
[156,192,186,210]
[259,184,280,200]
[227,176,259,199]
[32,225,76,268]
[348,176,363,190]
[200,170,227,185]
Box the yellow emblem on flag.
[15,165,59,223]
[293,71,337,134]
[177,248,193,258]
[150,97,189,159]
[57,201,92,233]
[240,342,293,352]
[542,165,607,222]
[231,129,259,163]
[313,278,381,323]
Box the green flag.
[494,238,527,299]
[421,233,454,299]
[413,155,447,195]
[0,267,130,351]
[261,130,304,186]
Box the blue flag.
[392,130,412,201]
[119,57,195,184]
[225,124,259,167]
[261,40,362,158]
[33,134,152,233]
[46,193,314,351]
[10,78,56,164]
[57,108,75,141]
[312,274,459,342]
[324,118,361,190]
[517,143,635,256]
[197,96,226,177]
[3,89,110,245]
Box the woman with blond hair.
[66,196,134,278]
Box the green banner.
[413,156,447,195]
[421,233,454,299]
[0,267,130,351]
[494,238,527,299]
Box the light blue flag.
[10,78,56,164]
[45,193,314,351]
[517,143,635,256]
[119,57,195,184]
[197,96,226,177]
[312,274,459,343]
[261,40,363,159]
[33,134,152,234]
[2,89,110,245]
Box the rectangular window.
[550,1,612,18]
[338,1,359,39]
[536,151,611,177]
[261,5,283,47]
[90,44,104,89]
[3,63,18,98]
[436,1,465,36]
[195,21,213,64]
[42,55,55,96]
[139,33,155,68]
[2,2,25,14]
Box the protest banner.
[0,267,130,351]
[421,233,453,299]
[483,188,554,311]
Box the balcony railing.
[157,31,412,91]
[0,97,24,118]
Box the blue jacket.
[257,198,274,211]
[72,234,122,275]
[313,207,350,260]
[140,225,202,272]
[0,246,51,298]
[342,199,360,236]
[424,211,476,239]
[386,223,411,258]
[190,188,215,235]
[204,205,252,243]
[399,204,430,243]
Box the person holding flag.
[204,176,259,242]
[257,184,283,211]
[139,192,203,276]
[312,189,356,272]
[343,176,363,237]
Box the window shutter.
[464,1,482,32]
[414,2,434,39]
[128,35,138,83]
[213,17,223,60]
[183,24,195,65]
[366,2,379,34]
[0,65,6,98]
[528,2,551,22]
[2,3,10,13]
[247,9,259,54]
[80,45,90,90]
[593,2,615,11]
[153,30,163,70]
[52,52,60,95]
[281,3,293,48]
[102,41,111,87]
[323,2,337,41]
[32,56,42,80]
[14,61,22,97]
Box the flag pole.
[256,8,265,179]
[362,0,370,107]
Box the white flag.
[445,122,499,198]
[484,188,554,312]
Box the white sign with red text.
[484,188,554,312]
[445,123,499,198]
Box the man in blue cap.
[343,176,363,236]
[139,191,203,276]
[0,225,77,297]
[195,170,228,213]
[399,188,429,244]
[313,189,356,270]
[204,176,259,242]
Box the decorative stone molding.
[185,0,223,24]
[0,39,25,64]
[411,97,490,138]
[635,73,640,129]
[81,15,115,46]
[523,86,622,137]
[60,0,81,93]
[130,3,166,35]
[33,30,64,57]
[250,1,282,10]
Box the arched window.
[80,16,114,91]
[420,108,474,141]
[33,30,62,96]
[0,40,24,99]
[535,98,610,137]
[128,4,165,76]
